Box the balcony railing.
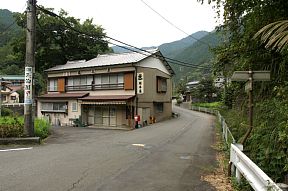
[65,83,124,91]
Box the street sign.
[231,70,270,145]
[231,71,270,81]
[137,73,144,94]
[24,67,33,104]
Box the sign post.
[231,70,270,145]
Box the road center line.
[0,147,33,152]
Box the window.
[11,96,16,100]
[2,95,7,102]
[67,76,93,91]
[157,77,167,93]
[48,79,58,92]
[72,102,78,112]
[94,73,124,89]
[41,102,67,112]
[154,102,164,113]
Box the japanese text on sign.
[24,67,33,104]
[137,73,144,94]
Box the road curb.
[0,137,41,145]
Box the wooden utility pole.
[24,0,36,136]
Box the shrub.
[0,117,50,139]
[1,108,14,116]
[34,118,51,139]
[0,117,24,138]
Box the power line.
[0,3,27,36]
[36,5,211,70]
[139,0,211,47]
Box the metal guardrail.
[230,144,282,191]
[189,105,283,191]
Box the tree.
[254,20,288,52]
[12,7,111,74]
[193,77,218,102]
[9,7,111,95]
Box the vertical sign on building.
[24,67,33,104]
[137,72,144,94]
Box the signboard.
[137,72,144,94]
[24,67,33,104]
[231,71,270,81]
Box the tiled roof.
[46,49,159,72]
[38,93,89,99]
[79,95,135,101]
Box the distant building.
[0,75,24,104]
[186,81,200,89]
[37,49,174,128]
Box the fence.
[190,105,283,191]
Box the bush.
[0,117,24,138]
[1,108,14,116]
[0,117,50,139]
[34,118,51,139]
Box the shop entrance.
[87,106,117,127]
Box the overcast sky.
[2,0,219,47]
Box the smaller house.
[0,75,24,104]
[1,86,20,104]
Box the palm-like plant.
[254,20,288,52]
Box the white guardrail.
[190,105,283,191]
[230,144,282,191]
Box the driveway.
[0,105,216,191]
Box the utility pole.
[24,0,36,137]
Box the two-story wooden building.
[37,49,174,129]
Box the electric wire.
[139,0,211,47]
[0,3,27,36]
[36,5,211,70]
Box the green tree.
[12,7,111,74]
[8,7,111,95]
[194,77,218,102]
[254,20,288,52]
[199,0,288,182]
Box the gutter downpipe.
[134,64,138,129]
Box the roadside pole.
[231,70,270,145]
[24,0,36,136]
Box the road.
[0,105,216,191]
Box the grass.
[192,102,223,109]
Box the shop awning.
[37,93,89,99]
[78,95,135,105]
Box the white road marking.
[132,144,145,147]
[0,147,33,152]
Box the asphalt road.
[0,105,216,191]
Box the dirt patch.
[201,131,234,191]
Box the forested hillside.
[0,8,110,95]
[0,9,23,74]
[112,30,221,83]
[207,0,288,185]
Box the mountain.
[112,30,221,83]
[0,9,21,47]
[169,32,222,82]
[158,31,209,58]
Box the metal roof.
[46,49,159,72]
[0,75,25,80]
